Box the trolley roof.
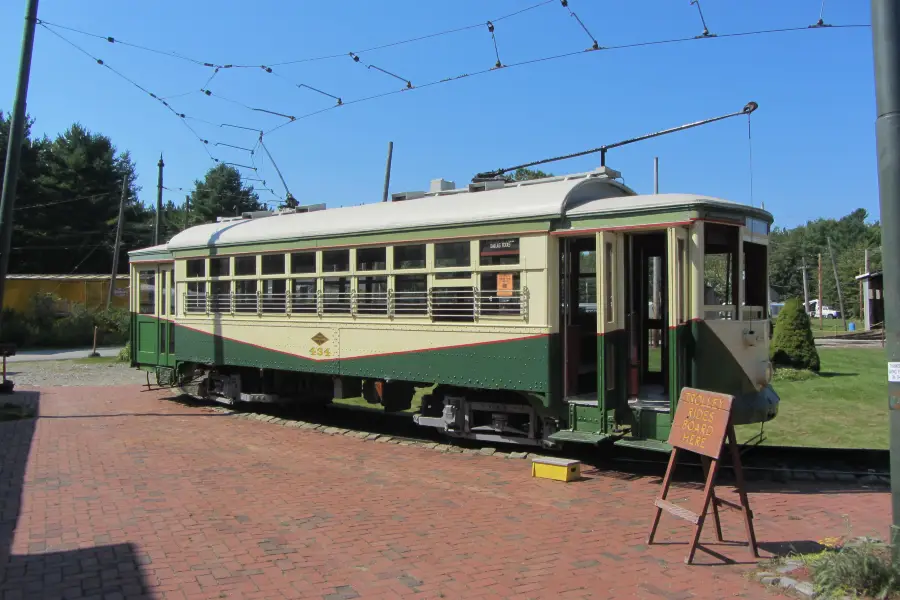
[145,169,771,254]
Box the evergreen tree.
[188,164,263,224]
[770,297,820,372]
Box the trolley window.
[291,279,317,313]
[186,281,206,313]
[743,241,767,320]
[139,270,155,315]
[234,280,257,313]
[704,223,739,320]
[357,247,386,271]
[395,275,427,315]
[479,238,519,266]
[435,241,470,268]
[394,244,425,269]
[186,259,205,278]
[323,277,351,313]
[261,254,286,275]
[210,257,229,277]
[323,250,349,273]
[357,276,388,314]
[479,272,521,316]
[261,279,286,313]
[210,281,230,313]
[291,252,316,274]
[235,256,257,276]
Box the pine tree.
[770,298,820,372]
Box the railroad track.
[170,394,890,487]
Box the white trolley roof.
[154,168,769,253]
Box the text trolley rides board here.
[647,387,758,565]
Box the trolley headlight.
[764,360,773,384]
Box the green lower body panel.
[173,324,553,394]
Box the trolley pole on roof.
[155,154,164,245]
[871,0,900,559]
[0,0,39,331]
[382,141,394,202]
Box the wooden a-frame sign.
[647,387,758,564]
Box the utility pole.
[801,259,811,313]
[0,0,40,329]
[155,154,164,245]
[871,0,900,556]
[382,141,394,203]
[106,176,128,309]
[827,237,848,331]
[818,253,824,329]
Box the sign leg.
[648,447,679,544]
[686,455,720,564]
[727,425,758,558]
[701,456,724,542]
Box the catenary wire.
[265,23,869,136]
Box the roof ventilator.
[588,166,621,180]
[391,191,426,202]
[467,179,506,193]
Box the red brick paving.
[0,385,888,599]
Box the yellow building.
[3,274,129,313]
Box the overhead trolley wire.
[269,0,556,67]
[264,22,869,137]
[39,24,226,162]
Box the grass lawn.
[809,318,862,337]
[736,347,888,449]
[331,386,429,414]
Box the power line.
[38,24,225,162]
[268,0,556,67]
[264,23,869,137]
[14,193,113,211]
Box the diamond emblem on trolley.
[311,332,329,346]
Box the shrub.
[117,342,131,362]
[812,541,900,599]
[0,294,130,349]
[770,298,820,372]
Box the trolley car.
[128,166,778,449]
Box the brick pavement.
[0,385,889,600]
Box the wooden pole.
[827,237,848,331]
[818,253,824,329]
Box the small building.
[855,271,884,331]
[2,274,129,314]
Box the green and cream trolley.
[128,167,778,448]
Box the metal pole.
[818,253,824,329]
[871,0,900,555]
[106,176,128,309]
[382,141,394,202]
[653,156,659,194]
[0,0,40,329]
[155,154,164,245]
[801,259,811,314]
[827,237,848,331]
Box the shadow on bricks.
[0,391,153,600]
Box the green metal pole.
[0,0,40,331]
[871,0,900,556]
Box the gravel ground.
[6,360,147,388]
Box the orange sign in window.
[496,273,514,297]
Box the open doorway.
[624,232,669,409]
[560,237,598,401]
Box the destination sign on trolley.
[668,387,733,459]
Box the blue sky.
[0,0,875,228]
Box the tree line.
[0,111,265,275]
[769,208,881,319]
